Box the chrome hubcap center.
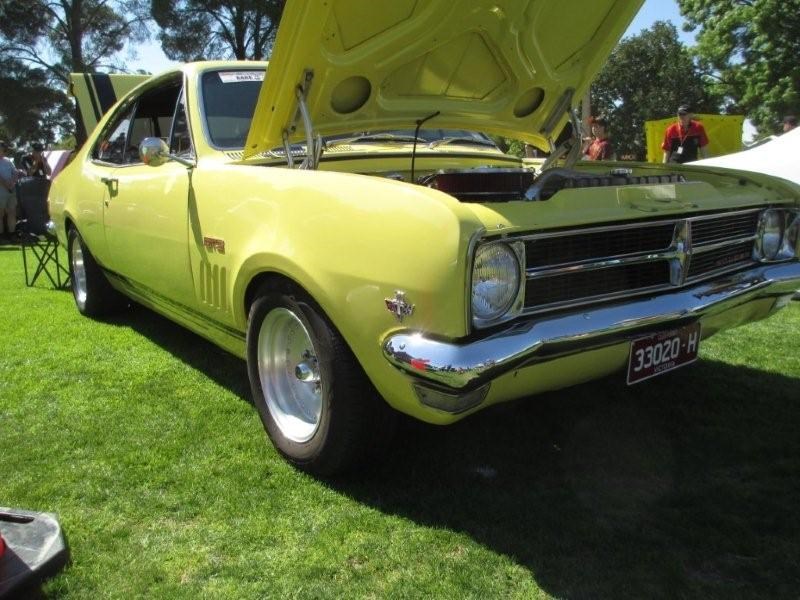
[294,360,319,382]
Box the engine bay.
[419,167,686,202]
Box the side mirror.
[139,137,194,168]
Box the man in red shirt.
[662,105,709,163]
[584,115,615,161]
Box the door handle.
[100,176,118,202]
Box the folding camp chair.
[16,177,70,290]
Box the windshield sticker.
[218,71,264,83]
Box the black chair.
[16,177,70,289]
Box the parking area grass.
[1,245,799,599]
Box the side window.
[170,92,193,156]
[92,75,184,166]
[127,81,182,163]
[94,104,135,164]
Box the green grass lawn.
[1,246,799,599]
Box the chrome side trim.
[465,227,487,332]
[526,251,673,279]
[691,235,757,254]
[384,262,800,390]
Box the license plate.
[627,323,701,385]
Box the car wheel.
[68,227,124,317]
[246,284,395,476]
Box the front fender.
[193,160,483,346]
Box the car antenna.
[410,111,440,183]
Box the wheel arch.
[243,270,307,315]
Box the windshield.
[201,68,499,152]
[201,69,265,148]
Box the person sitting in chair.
[21,142,52,178]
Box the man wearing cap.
[0,141,19,243]
[662,105,709,164]
[21,142,52,178]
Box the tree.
[151,0,284,61]
[0,0,151,144]
[678,0,800,134]
[590,22,719,161]
[0,57,72,145]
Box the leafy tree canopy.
[0,56,71,146]
[152,0,284,61]
[0,0,150,144]
[0,0,150,84]
[590,21,719,161]
[678,0,800,134]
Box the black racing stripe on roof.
[82,72,101,123]
[92,73,117,113]
[75,101,88,142]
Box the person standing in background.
[0,141,19,243]
[584,115,615,161]
[662,105,709,163]
[783,115,797,133]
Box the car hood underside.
[243,0,644,157]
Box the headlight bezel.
[470,240,526,329]
[753,208,800,262]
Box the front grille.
[526,262,669,307]
[518,209,763,312]
[526,224,674,267]
[688,241,755,278]
[692,211,760,245]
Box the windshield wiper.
[427,136,497,149]
[327,133,425,147]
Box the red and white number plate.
[627,322,701,385]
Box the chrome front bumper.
[383,262,800,391]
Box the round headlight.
[472,243,520,322]
[758,209,784,260]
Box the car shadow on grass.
[103,304,251,401]
[336,361,800,599]
[109,306,799,598]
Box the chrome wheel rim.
[71,240,88,310]
[257,307,323,443]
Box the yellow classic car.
[51,0,800,474]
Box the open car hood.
[244,0,643,158]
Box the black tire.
[246,282,396,476]
[68,227,125,317]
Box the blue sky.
[128,0,692,73]
[626,0,694,44]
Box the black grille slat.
[688,242,755,278]
[525,262,670,308]
[526,224,675,268]
[692,212,759,245]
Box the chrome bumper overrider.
[383,262,800,391]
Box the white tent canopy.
[692,128,800,185]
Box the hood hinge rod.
[537,107,584,175]
[282,69,323,170]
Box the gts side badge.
[203,236,225,253]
